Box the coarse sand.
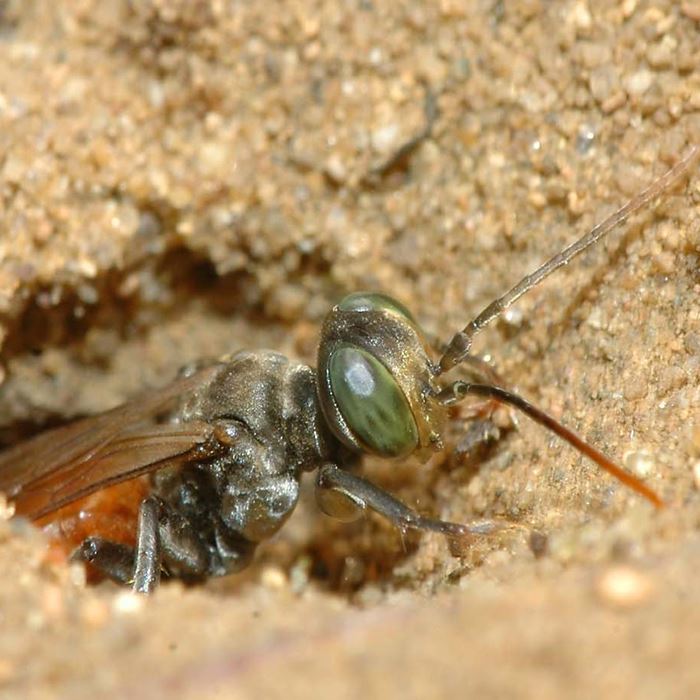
[0,2,699,698]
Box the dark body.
[0,292,484,595]
[148,351,341,580]
[0,350,348,589]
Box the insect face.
[317,292,446,460]
[317,146,700,510]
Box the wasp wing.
[0,365,222,520]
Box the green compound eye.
[328,345,418,458]
[338,292,418,326]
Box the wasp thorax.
[317,292,446,460]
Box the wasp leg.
[449,355,517,458]
[452,418,502,464]
[211,523,256,576]
[156,505,213,582]
[316,464,504,539]
[131,496,164,593]
[137,495,256,585]
[134,495,223,592]
[72,538,136,585]
[71,496,164,589]
[137,494,237,589]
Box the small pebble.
[371,124,399,154]
[623,379,648,402]
[529,531,549,559]
[623,450,655,478]
[624,69,654,97]
[0,658,16,683]
[112,592,144,615]
[689,424,700,454]
[0,494,15,521]
[41,585,65,621]
[596,565,654,608]
[692,461,700,490]
[69,562,87,588]
[681,2,700,21]
[260,565,288,591]
[80,598,110,628]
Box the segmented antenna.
[439,145,700,373]
[438,382,664,507]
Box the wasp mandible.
[0,145,697,593]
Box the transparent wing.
[0,365,221,520]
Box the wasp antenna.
[439,381,665,508]
[439,144,700,373]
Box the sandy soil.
[0,1,699,698]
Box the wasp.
[0,146,697,593]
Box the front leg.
[316,464,508,539]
